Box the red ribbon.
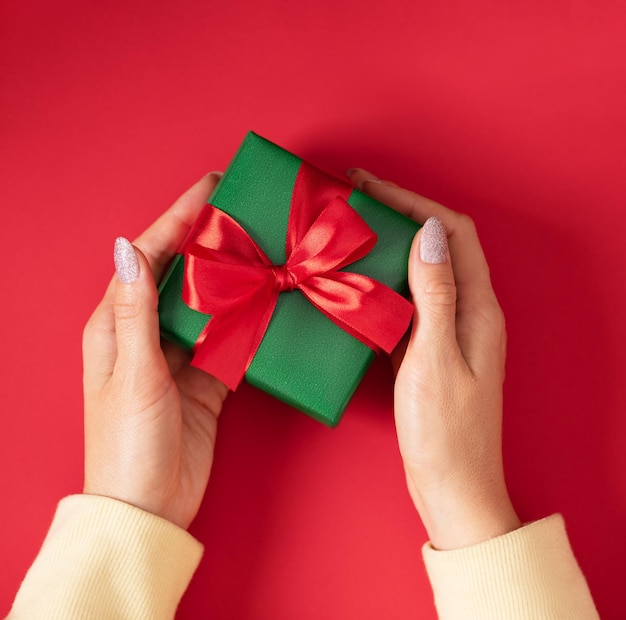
[181,162,414,390]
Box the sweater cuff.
[10,494,203,619]
[422,514,598,619]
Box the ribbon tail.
[190,288,279,391]
[300,273,414,354]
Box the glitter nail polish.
[114,237,139,283]
[420,217,448,264]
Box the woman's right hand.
[82,173,228,531]
[348,169,521,550]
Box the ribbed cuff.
[422,514,599,619]
[10,494,203,619]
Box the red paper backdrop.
[1,1,625,617]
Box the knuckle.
[82,310,115,352]
[82,315,96,340]
[488,300,506,329]
[456,212,477,234]
[82,322,95,350]
[496,305,506,331]
[82,310,104,345]
[478,299,506,331]
[421,278,457,308]
[113,298,143,322]
[482,302,507,353]
[497,310,507,346]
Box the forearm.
[9,495,203,620]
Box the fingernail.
[114,237,139,283]
[206,170,223,178]
[420,217,448,264]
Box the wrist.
[407,475,521,550]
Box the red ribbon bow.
[182,162,414,390]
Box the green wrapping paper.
[158,132,420,426]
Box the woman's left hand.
[82,173,228,530]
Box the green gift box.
[158,132,420,427]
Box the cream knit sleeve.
[8,494,203,620]
[422,514,599,619]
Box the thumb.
[405,217,460,360]
[112,237,163,373]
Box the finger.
[133,172,223,282]
[112,238,164,375]
[84,174,221,390]
[347,168,440,221]
[348,167,501,363]
[347,167,491,287]
[97,172,222,313]
[346,168,399,188]
[82,288,118,390]
[403,217,463,368]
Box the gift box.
[158,132,420,427]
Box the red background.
[1,1,625,617]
